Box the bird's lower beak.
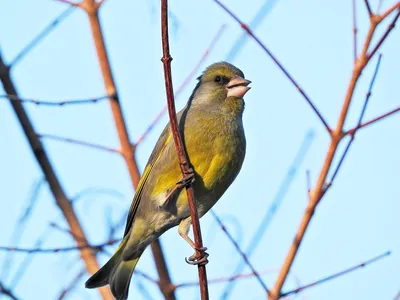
[226,76,251,98]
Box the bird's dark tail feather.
[85,239,141,300]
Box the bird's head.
[191,62,251,111]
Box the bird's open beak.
[226,76,251,98]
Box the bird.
[85,61,251,299]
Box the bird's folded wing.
[123,126,172,237]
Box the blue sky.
[1,0,400,299]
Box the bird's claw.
[185,247,209,266]
[177,168,195,187]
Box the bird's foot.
[177,168,195,187]
[185,247,209,266]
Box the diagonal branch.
[214,0,331,134]
[210,210,270,295]
[37,133,121,154]
[281,251,391,297]
[161,0,209,299]
[0,54,113,299]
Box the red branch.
[161,0,209,299]
[214,0,331,134]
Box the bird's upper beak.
[226,75,251,98]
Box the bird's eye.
[214,76,222,83]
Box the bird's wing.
[123,125,172,237]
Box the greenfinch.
[85,61,251,299]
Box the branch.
[281,251,391,297]
[364,0,373,16]
[345,106,400,135]
[72,0,175,296]
[161,0,209,299]
[368,9,400,60]
[0,94,112,106]
[37,133,121,154]
[214,0,331,134]
[210,210,269,294]
[10,6,76,67]
[135,24,226,146]
[0,239,120,253]
[329,54,382,185]
[353,0,358,62]
[0,51,113,299]
[0,283,19,300]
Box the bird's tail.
[85,239,142,300]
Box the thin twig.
[0,239,120,253]
[161,0,209,299]
[281,251,391,297]
[135,24,226,146]
[38,133,121,154]
[211,211,270,295]
[177,269,275,288]
[58,269,86,300]
[368,9,400,60]
[364,0,373,16]
[329,54,382,184]
[10,6,76,67]
[0,283,19,300]
[345,106,400,135]
[0,94,113,106]
[214,0,331,134]
[353,0,358,62]
[1,178,45,279]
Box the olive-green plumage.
[85,62,251,299]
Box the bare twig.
[364,0,374,16]
[214,0,331,134]
[0,51,113,299]
[379,1,400,20]
[161,0,209,299]
[58,269,86,300]
[0,94,112,105]
[345,106,400,135]
[281,251,391,297]
[353,0,358,62]
[0,282,19,300]
[211,210,270,294]
[0,239,120,253]
[37,133,121,154]
[65,0,175,296]
[135,24,226,146]
[177,269,275,288]
[368,9,400,60]
[10,6,76,67]
[1,178,45,279]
